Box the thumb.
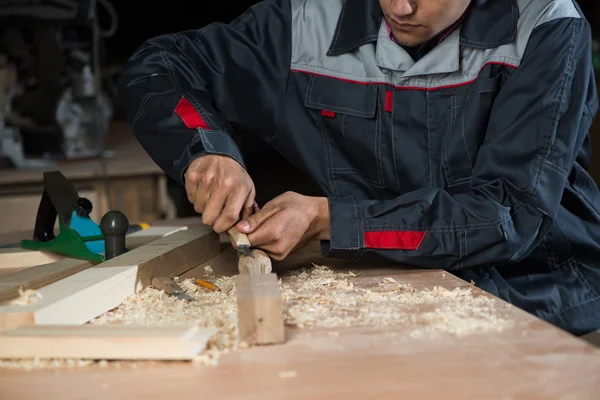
[237,212,262,234]
[237,197,281,233]
[237,202,276,233]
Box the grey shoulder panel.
[290,0,386,82]
[289,0,584,89]
[290,0,342,68]
[516,0,582,29]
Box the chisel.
[151,277,194,301]
[226,226,254,258]
[226,226,272,274]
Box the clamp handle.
[100,210,129,260]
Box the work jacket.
[118,0,600,336]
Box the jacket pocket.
[442,76,502,188]
[304,75,384,188]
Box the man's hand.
[184,155,256,233]
[235,192,330,260]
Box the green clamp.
[21,219,106,264]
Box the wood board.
[0,226,189,303]
[0,248,63,270]
[0,226,219,329]
[0,324,216,360]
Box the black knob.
[75,197,93,217]
[100,210,129,260]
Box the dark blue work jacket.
[118,0,600,335]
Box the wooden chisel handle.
[227,226,251,248]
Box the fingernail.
[239,220,250,231]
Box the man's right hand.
[184,155,256,233]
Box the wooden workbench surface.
[0,219,599,399]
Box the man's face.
[379,0,472,47]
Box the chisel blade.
[237,245,255,259]
[151,277,194,301]
[174,292,194,301]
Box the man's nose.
[389,0,415,17]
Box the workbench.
[0,217,598,399]
[0,121,176,235]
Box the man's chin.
[390,32,429,47]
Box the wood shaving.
[348,271,361,277]
[282,268,513,337]
[179,279,198,293]
[278,370,298,378]
[0,358,94,370]
[204,265,213,274]
[9,288,42,306]
[1,266,513,371]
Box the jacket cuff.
[175,128,246,185]
[320,197,364,258]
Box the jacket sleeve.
[117,0,291,184]
[322,16,600,271]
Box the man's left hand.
[235,192,330,260]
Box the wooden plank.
[0,259,90,304]
[0,324,216,360]
[0,248,63,269]
[0,268,27,279]
[179,246,239,280]
[236,273,285,345]
[0,226,219,329]
[0,226,188,304]
[0,226,187,269]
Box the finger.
[246,214,281,248]
[201,188,228,227]
[213,189,248,233]
[237,201,280,234]
[193,185,210,214]
[241,187,256,220]
[185,179,199,204]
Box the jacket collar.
[327,0,519,56]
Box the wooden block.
[0,324,216,360]
[238,249,272,274]
[235,273,285,345]
[0,226,219,329]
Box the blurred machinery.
[0,0,117,168]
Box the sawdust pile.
[282,265,513,338]
[0,264,513,371]
[90,275,239,367]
